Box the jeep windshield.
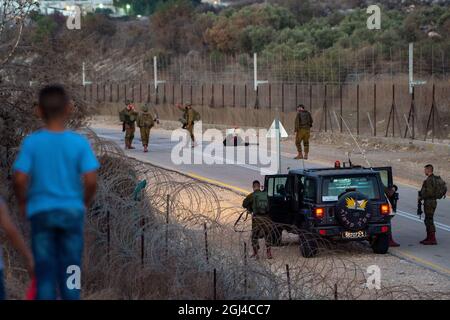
[321,175,380,202]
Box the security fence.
[84,79,449,140]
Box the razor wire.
[79,128,450,300]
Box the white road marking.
[396,210,450,232]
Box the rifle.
[233,209,250,233]
[417,191,423,220]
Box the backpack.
[252,191,269,215]
[433,175,447,199]
[193,110,201,121]
[138,113,154,128]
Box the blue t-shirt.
[13,130,100,218]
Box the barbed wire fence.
[83,44,450,140]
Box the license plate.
[342,230,367,239]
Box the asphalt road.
[92,125,450,278]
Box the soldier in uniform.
[384,185,400,247]
[294,104,313,160]
[119,101,138,149]
[419,164,438,245]
[176,102,199,148]
[242,180,273,259]
[137,104,158,153]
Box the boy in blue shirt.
[13,85,99,300]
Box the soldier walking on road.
[177,102,200,148]
[294,104,313,160]
[242,180,273,260]
[137,104,158,153]
[419,164,447,245]
[119,101,138,149]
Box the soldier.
[419,164,439,245]
[119,101,138,149]
[384,185,400,247]
[242,180,273,259]
[137,104,158,153]
[176,102,200,148]
[294,104,313,160]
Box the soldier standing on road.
[242,180,273,260]
[177,102,199,148]
[119,101,138,149]
[294,104,313,160]
[419,164,442,245]
[137,104,158,153]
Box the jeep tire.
[371,233,389,254]
[335,191,372,231]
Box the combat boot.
[144,145,148,153]
[389,234,400,247]
[266,247,273,259]
[294,152,303,160]
[304,152,309,160]
[422,232,437,245]
[419,232,430,244]
[250,246,259,259]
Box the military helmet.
[141,104,149,112]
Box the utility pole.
[409,43,426,94]
[405,43,426,139]
[254,53,268,91]
[153,56,166,90]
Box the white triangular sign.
[266,120,288,138]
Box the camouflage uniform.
[243,192,272,249]
[420,174,438,233]
[137,105,155,148]
[185,108,196,142]
[119,107,138,148]
[295,110,313,157]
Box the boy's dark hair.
[252,180,260,187]
[38,85,70,120]
[297,104,305,109]
[424,164,434,172]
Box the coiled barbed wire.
[79,128,450,300]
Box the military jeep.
[264,164,396,257]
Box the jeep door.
[372,166,398,212]
[264,175,295,224]
[371,167,393,188]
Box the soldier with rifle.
[418,164,447,245]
